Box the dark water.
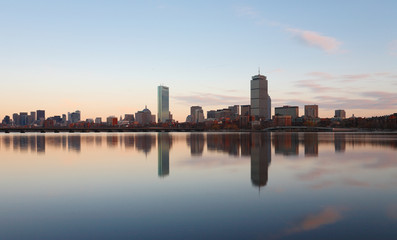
[0,132,396,240]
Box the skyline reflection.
[0,132,396,239]
[1,132,396,154]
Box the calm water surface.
[0,132,396,240]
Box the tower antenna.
[258,67,261,75]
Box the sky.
[0,0,396,121]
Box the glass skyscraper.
[157,85,169,123]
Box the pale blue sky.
[0,0,396,121]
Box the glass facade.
[157,86,169,123]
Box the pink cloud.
[172,92,248,107]
[296,80,339,93]
[310,181,334,190]
[286,207,345,234]
[342,178,370,187]
[342,74,372,80]
[288,28,342,53]
[304,71,396,83]
[298,168,331,181]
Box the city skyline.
[0,1,396,121]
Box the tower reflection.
[187,133,204,156]
[37,135,45,153]
[68,135,81,152]
[158,133,172,177]
[304,133,319,157]
[135,134,156,155]
[251,133,271,188]
[274,133,299,156]
[334,133,346,152]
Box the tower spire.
[258,67,261,75]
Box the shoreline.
[0,127,395,134]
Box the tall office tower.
[157,85,169,123]
[250,73,271,120]
[304,105,319,119]
[190,106,204,123]
[36,110,45,121]
[335,109,346,119]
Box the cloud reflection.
[286,207,344,234]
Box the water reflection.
[334,133,346,152]
[0,132,396,239]
[304,133,319,157]
[158,133,172,177]
[37,135,45,153]
[251,133,271,188]
[135,134,156,155]
[68,135,81,152]
[274,133,299,156]
[187,133,205,156]
[124,135,134,149]
[1,133,396,155]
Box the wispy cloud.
[235,6,342,54]
[296,80,339,93]
[298,168,331,181]
[342,178,370,187]
[287,28,342,53]
[277,88,397,110]
[291,70,397,110]
[342,74,372,80]
[313,93,397,109]
[304,71,396,83]
[362,151,397,169]
[173,92,248,107]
